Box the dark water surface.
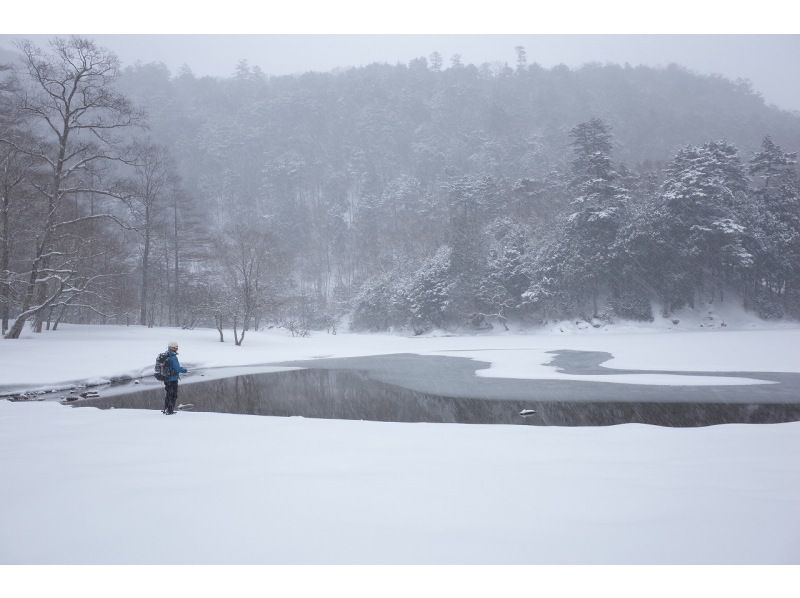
[71,353,800,427]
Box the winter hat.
[168,341,179,350]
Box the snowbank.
[2,400,798,564]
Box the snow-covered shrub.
[752,291,784,320]
[402,246,454,332]
[467,312,494,331]
[784,288,800,320]
[350,274,402,332]
[609,290,654,321]
[283,319,311,337]
[350,247,456,333]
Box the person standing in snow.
[163,341,188,415]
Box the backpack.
[154,352,172,381]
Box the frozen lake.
[71,351,800,427]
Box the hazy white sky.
[2,34,798,111]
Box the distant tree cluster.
[351,121,800,331]
[2,37,799,340]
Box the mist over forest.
[1,37,799,341]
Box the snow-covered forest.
[1,36,799,341]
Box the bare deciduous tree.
[126,141,174,327]
[3,36,140,338]
[0,65,36,334]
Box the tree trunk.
[31,121,70,334]
[5,314,26,339]
[5,265,39,338]
[32,288,47,332]
[139,207,151,326]
[163,232,170,326]
[216,315,224,342]
[52,305,66,331]
[173,194,180,327]
[5,277,63,339]
[1,186,9,335]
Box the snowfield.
[2,399,799,564]
[1,312,800,564]
[2,307,800,394]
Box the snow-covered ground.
[2,309,800,563]
[2,399,799,564]
[2,304,799,394]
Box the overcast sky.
[2,34,798,111]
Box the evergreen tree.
[350,273,400,332]
[746,137,800,317]
[529,118,629,318]
[446,176,493,323]
[632,141,752,314]
[475,218,532,328]
[402,246,454,333]
[749,136,797,190]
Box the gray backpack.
[154,352,171,381]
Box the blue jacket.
[166,351,187,382]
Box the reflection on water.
[71,368,800,427]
